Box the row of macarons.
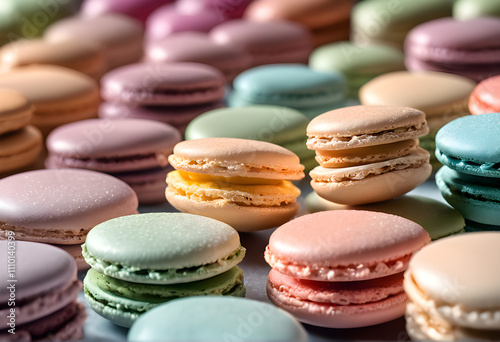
[2,210,499,341]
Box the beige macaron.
[166,138,304,231]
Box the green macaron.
[185,105,317,170]
[82,213,246,284]
[84,266,246,327]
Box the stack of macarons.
[469,75,500,115]
[44,13,144,71]
[0,89,42,176]
[405,17,500,82]
[359,71,476,169]
[351,0,454,49]
[229,64,345,119]
[0,169,139,269]
[0,65,101,136]
[265,210,431,328]
[82,212,247,327]
[244,0,353,47]
[185,106,317,171]
[98,62,226,134]
[309,42,405,98]
[166,138,305,231]
[209,19,313,67]
[0,241,86,340]
[45,118,181,204]
[306,105,432,205]
[404,232,500,340]
[145,32,251,83]
[435,113,500,232]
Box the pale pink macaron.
[265,210,430,328]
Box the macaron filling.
[0,224,90,244]
[166,170,301,207]
[265,246,412,282]
[82,243,246,284]
[435,148,500,175]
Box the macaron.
[0,241,85,340]
[166,138,305,231]
[80,0,170,25]
[100,62,226,106]
[305,193,465,240]
[83,212,246,326]
[351,0,454,49]
[0,125,42,175]
[265,210,430,328]
[309,42,405,97]
[44,13,144,70]
[359,71,476,168]
[209,19,313,67]
[45,118,181,204]
[405,17,500,82]
[0,169,138,269]
[453,0,500,20]
[0,38,107,80]
[0,65,100,135]
[307,105,431,205]
[185,106,317,171]
[145,32,251,83]
[469,75,500,115]
[0,89,33,135]
[128,297,308,341]
[244,0,353,47]
[435,113,500,230]
[229,64,345,119]
[404,232,500,340]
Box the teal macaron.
[128,296,308,341]
[82,212,246,284]
[84,266,246,327]
[228,64,345,119]
[309,42,405,98]
[185,105,317,170]
[305,193,465,240]
[435,113,500,178]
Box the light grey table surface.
[76,175,445,342]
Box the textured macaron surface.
[83,213,245,284]
[405,232,500,327]
[307,105,428,150]
[469,75,500,115]
[169,138,305,180]
[435,113,500,177]
[128,296,308,341]
[0,169,138,233]
[265,210,430,281]
[100,62,225,105]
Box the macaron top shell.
[0,65,98,105]
[267,210,430,276]
[435,113,500,177]
[47,118,181,158]
[359,71,476,117]
[169,137,305,180]
[0,169,138,230]
[469,75,500,114]
[408,232,500,309]
[100,62,225,104]
[406,17,500,63]
[307,105,428,150]
[128,296,308,342]
[85,213,241,270]
[0,241,76,302]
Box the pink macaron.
[0,241,86,340]
[265,210,430,328]
[45,118,181,204]
[80,0,172,25]
[469,75,500,115]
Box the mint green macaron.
[128,296,308,341]
[454,0,500,20]
[84,266,246,327]
[185,105,317,170]
[82,213,246,284]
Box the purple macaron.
[80,0,172,25]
